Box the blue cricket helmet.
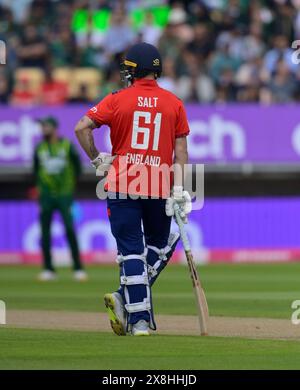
[121,42,162,84]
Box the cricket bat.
[174,204,209,336]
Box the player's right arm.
[75,94,114,168]
[74,115,99,160]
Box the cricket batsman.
[75,43,191,335]
[33,117,87,282]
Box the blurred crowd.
[0,0,300,106]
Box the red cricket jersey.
[86,79,190,198]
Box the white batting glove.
[91,152,116,176]
[165,186,192,224]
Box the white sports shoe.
[104,292,126,336]
[73,270,88,282]
[131,320,150,336]
[38,270,57,282]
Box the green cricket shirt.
[33,138,82,197]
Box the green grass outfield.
[1,328,300,370]
[1,263,300,317]
[1,263,300,369]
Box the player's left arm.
[174,136,188,188]
[166,101,191,222]
[75,115,99,160]
[173,101,190,196]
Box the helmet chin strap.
[120,66,160,87]
[125,73,133,86]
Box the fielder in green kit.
[33,116,87,282]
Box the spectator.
[177,52,216,102]
[242,23,265,62]
[49,28,77,67]
[209,42,241,84]
[266,59,297,103]
[216,67,237,102]
[187,23,214,61]
[272,1,295,41]
[264,34,298,75]
[11,76,38,106]
[158,23,182,62]
[0,0,33,24]
[167,4,194,44]
[139,11,162,47]
[103,10,136,57]
[158,57,177,94]
[28,0,52,27]
[293,0,300,38]
[235,56,263,87]
[40,69,68,105]
[0,71,11,103]
[188,2,211,24]
[16,23,48,68]
[0,6,22,70]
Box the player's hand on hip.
[165,186,192,224]
[91,152,116,176]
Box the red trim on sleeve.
[175,131,189,138]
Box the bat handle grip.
[174,204,191,252]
